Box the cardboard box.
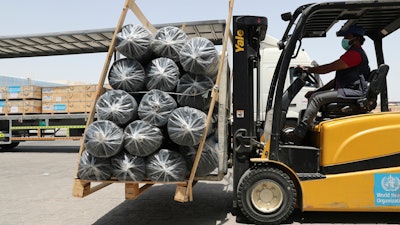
[6,85,42,100]
[42,101,94,114]
[0,87,7,100]
[0,100,42,114]
[42,84,98,94]
[42,85,100,103]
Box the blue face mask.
[341,38,352,50]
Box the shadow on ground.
[1,145,79,153]
[93,182,233,225]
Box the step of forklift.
[279,145,320,173]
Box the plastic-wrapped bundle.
[138,89,177,127]
[108,58,146,92]
[179,37,219,76]
[116,24,153,61]
[180,136,218,177]
[84,120,124,158]
[124,120,163,156]
[111,151,146,181]
[151,26,188,62]
[146,149,187,182]
[96,89,138,127]
[176,73,214,110]
[78,151,113,180]
[167,106,207,146]
[145,57,180,91]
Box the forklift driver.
[284,25,370,144]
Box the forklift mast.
[232,15,267,208]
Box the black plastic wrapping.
[124,120,163,157]
[116,24,154,61]
[84,120,124,158]
[179,37,219,76]
[138,89,177,127]
[180,136,218,177]
[146,149,187,182]
[167,106,207,146]
[145,57,180,91]
[110,151,146,181]
[151,26,188,62]
[78,151,113,180]
[176,73,214,110]
[108,58,146,92]
[96,89,138,127]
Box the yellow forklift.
[232,1,400,224]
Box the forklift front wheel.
[237,167,297,225]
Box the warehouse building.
[0,75,64,87]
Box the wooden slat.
[128,1,157,34]
[183,0,235,202]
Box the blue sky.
[1,0,399,100]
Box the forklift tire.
[237,167,297,225]
[0,142,20,150]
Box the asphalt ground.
[0,141,399,225]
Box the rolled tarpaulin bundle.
[176,73,214,110]
[146,149,187,182]
[124,120,163,157]
[179,37,219,77]
[167,106,207,146]
[96,89,138,127]
[145,57,180,92]
[151,26,188,62]
[116,24,154,62]
[180,136,219,177]
[108,58,146,92]
[110,151,146,181]
[84,120,124,158]
[138,89,177,127]
[78,151,113,180]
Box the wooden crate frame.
[72,0,234,203]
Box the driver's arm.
[306,59,349,74]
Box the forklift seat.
[320,64,389,118]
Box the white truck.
[259,34,322,128]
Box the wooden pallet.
[72,0,233,203]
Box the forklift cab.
[232,1,400,225]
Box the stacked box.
[0,100,42,114]
[42,85,100,114]
[0,85,42,114]
[0,87,7,100]
[5,85,42,100]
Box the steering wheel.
[294,67,318,85]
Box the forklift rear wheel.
[237,167,296,225]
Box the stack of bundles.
[176,73,214,110]
[111,151,146,181]
[180,136,219,177]
[145,57,180,92]
[167,106,207,146]
[116,24,154,62]
[78,151,113,180]
[151,26,188,62]
[84,120,124,158]
[124,120,163,157]
[179,37,220,77]
[78,24,223,181]
[138,89,177,127]
[146,148,187,182]
[108,58,146,92]
[96,89,138,127]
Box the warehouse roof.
[0,20,225,59]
